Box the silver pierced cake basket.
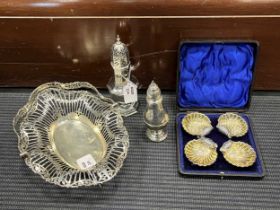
[13,82,129,188]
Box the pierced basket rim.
[13,81,129,188]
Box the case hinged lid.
[177,41,258,112]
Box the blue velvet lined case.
[176,41,265,178]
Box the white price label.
[76,154,96,170]
[123,81,138,104]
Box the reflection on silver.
[184,138,218,167]
[182,112,213,137]
[220,140,256,167]
[144,81,169,142]
[107,35,139,117]
[217,113,248,138]
[13,82,129,188]
[49,112,107,170]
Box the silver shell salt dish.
[217,113,248,138]
[13,82,129,188]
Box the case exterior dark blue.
[176,113,264,177]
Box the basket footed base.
[146,127,168,142]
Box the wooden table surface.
[0,0,279,90]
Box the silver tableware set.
[13,35,169,187]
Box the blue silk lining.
[178,43,256,108]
